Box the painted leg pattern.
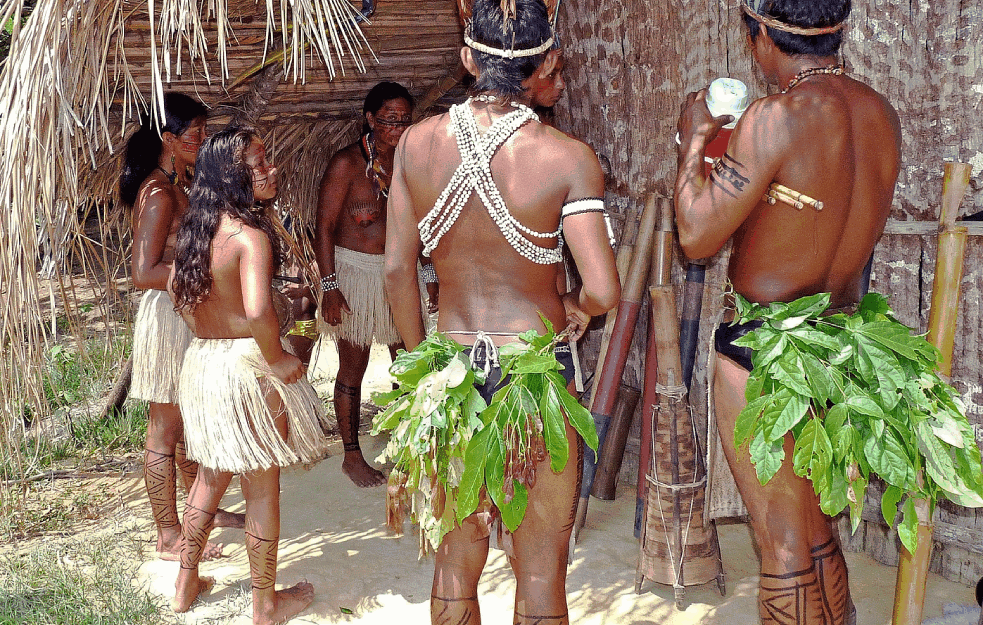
[180,504,217,571]
[514,611,570,625]
[145,449,179,530]
[811,538,851,625]
[431,595,479,625]
[759,565,828,625]
[336,381,362,451]
[174,439,199,493]
[245,532,278,591]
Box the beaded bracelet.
[320,273,339,292]
[419,264,438,284]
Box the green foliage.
[372,333,486,552]
[372,320,597,551]
[3,339,142,482]
[0,533,164,624]
[733,291,983,553]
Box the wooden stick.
[770,182,824,210]
[765,188,805,210]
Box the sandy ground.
[122,341,976,624]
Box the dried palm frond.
[0,0,464,490]
[0,0,377,482]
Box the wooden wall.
[555,0,983,586]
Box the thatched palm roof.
[0,0,463,463]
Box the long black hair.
[171,126,283,312]
[361,81,414,134]
[119,93,208,207]
[469,0,553,96]
[744,0,850,58]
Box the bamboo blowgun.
[574,193,659,542]
[892,161,972,625]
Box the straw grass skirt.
[319,246,401,348]
[179,337,329,473]
[131,289,193,404]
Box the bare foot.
[254,581,315,625]
[215,508,246,529]
[157,533,225,562]
[342,452,386,488]
[172,574,215,613]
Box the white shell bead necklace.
[418,96,563,265]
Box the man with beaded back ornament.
[315,82,435,487]
[384,0,620,624]
[674,1,901,623]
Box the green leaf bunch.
[733,291,983,552]
[371,319,600,552]
[456,318,599,535]
[371,332,487,553]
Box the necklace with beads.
[782,63,844,93]
[418,96,563,265]
[157,165,192,196]
[361,132,389,199]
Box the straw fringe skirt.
[319,247,401,348]
[705,310,750,521]
[179,337,329,474]
[131,289,193,404]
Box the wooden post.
[892,161,972,625]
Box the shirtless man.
[384,1,620,623]
[674,1,901,623]
[119,92,243,562]
[315,81,421,487]
[170,127,326,624]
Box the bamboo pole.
[892,161,972,625]
[574,193,660,541]
[634,198,675,535]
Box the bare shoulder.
[216,217,270,257]
[533,125,604,190]
[135,173,179,218]
[399,114,451,157]
[322,142,362,181]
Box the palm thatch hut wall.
[0,0,461,479]
[554,0,983,586]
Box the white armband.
[561,198,616,248]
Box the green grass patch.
[0,482,112,542]
[0,532,165,625]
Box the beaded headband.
[742,0,847,36]
[459,0,560,59]
[464,25,554,59]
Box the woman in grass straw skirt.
[169,126,328,624]
[119,92,243,562]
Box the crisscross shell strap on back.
[418,99,563,265]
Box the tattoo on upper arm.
[709,153,750,199]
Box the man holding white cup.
[674,1,902,624]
